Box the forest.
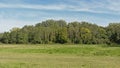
[0,19,120,44]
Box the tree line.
[0,19,120,44]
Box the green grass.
[0,44,120,68]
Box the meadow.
[0,44,120,68]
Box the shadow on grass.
[101,43,120,47]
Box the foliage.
[0,20,120,45]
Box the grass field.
[0,44,120,68]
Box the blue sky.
[0,0,120,32]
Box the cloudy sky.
[0,0,120,32]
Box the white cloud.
[0,3,65,10]
[61,0,120,14]
[0,0,120,14]
[0,3,95,13]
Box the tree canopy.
[0,19,120,45]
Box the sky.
[0,0,120,32]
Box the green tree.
[107,23,120,44]
[80,27,92,44]
[55,28,68,44]
[16,31,28,44]
[1,32,10,43]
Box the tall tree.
[55,27,68,44]
[1,32,10,43]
